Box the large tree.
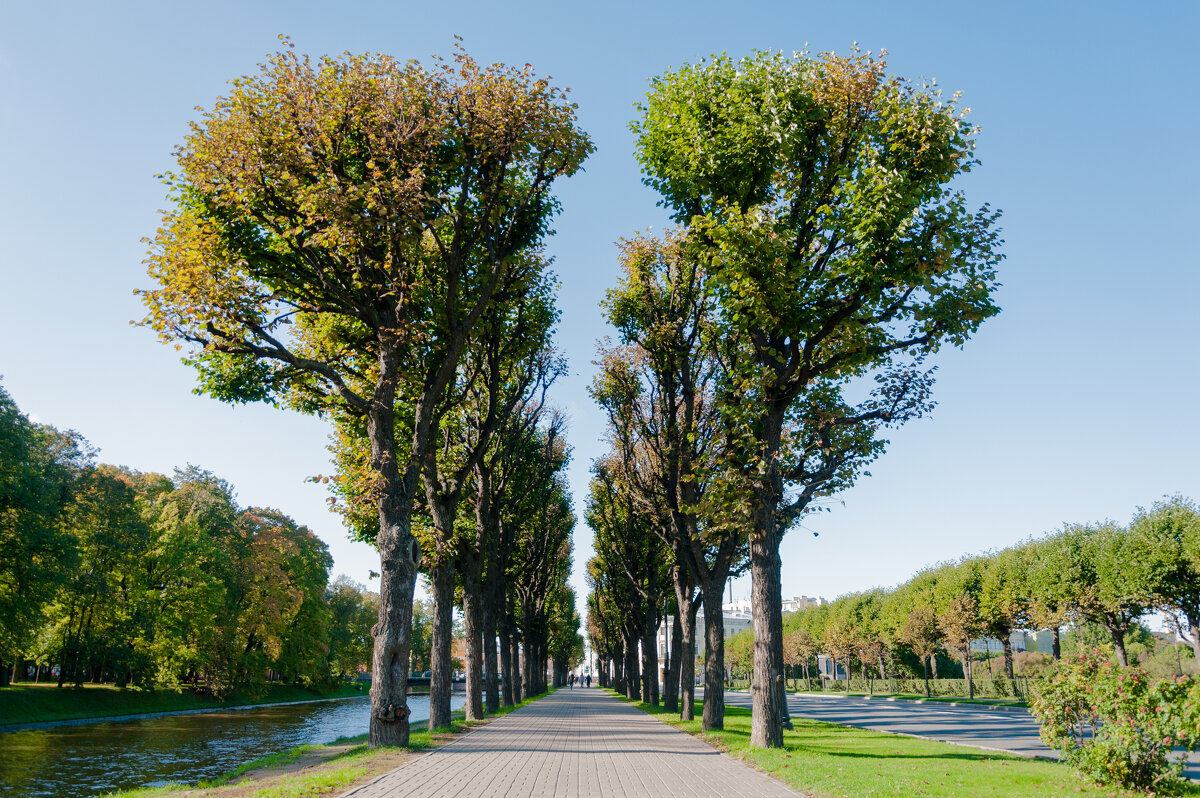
[633,48,1001,746]
[140,43,590,745]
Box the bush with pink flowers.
[1032,648,1200,792]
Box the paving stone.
[340,687,801,798]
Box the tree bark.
[1000,636,1014,680]
[367,388,420,748]
[509,633,523,702]
[1107,618,1129,667]
[460,547,485,720]
[483,602,499,713]
[613,644,626,695]
[428,560,456,729]
[641,613,658,705]
[499,623,514,706]
[701,581,726,731]
[1051,627,1061,660]
[663,610,682,713]
[679,594,699,720]
[623,631,640,700]
[749,525,786,748]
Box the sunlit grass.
[612,690,1197,797]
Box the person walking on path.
[568,672,575,689]
[585,673,591,688]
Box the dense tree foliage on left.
[0,382,378,693]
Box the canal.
[0,694,465,797]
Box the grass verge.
[609,690,1198,797]
[0,682,366,726]
[102,689,555,798]
[784,690,1028,708]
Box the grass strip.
[786,691,1029,708]
[0,682,367,726]
[608,690,1197,797]
[103,688,556,798]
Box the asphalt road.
[717,689,1200,781]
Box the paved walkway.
[340,687,800,798]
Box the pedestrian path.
[340,687,800,798]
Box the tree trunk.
[922,656,930,697]
[663,610,682,713]
[641,616,658,705]
[1000,636,1014,680]
[930,654,939,680]
[522,633,535,699]
[679,596,699,720]
[1051,626,1061,660]
[749,525,786,748]
[701,581,726,731]
[428,560,456,729]
[365,367,423,748]
[499,624,515,707]
[1108,619,1129,667]
[483,604,499,713]
[510,634,523,702]
[613,645,626,695]
[460,547,485,720]
[623,632,640,700]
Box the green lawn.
[611,691,1198,797]
[786,690,1029,708]
[0,682,366,726]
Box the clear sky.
[2,2,1197,618]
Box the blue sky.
[2,1,1196,617]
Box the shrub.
[1031,648,1199,793]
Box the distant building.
[969,630,1037,655]
[782,595,825,613]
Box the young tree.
[326,577,378,680]
[140,43,590,745]
[1130,497,1200,661]
[633,48,1001,746]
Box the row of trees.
[139,42,587,743]
[586,47,1001,745]
[754,498,1200,698]
[0,382,377,693]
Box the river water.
[0,694,465,798]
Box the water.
[0,694,465,798]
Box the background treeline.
[727,498,1200,698]
[0,381,377,695]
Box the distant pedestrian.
[586,673,591,688]
[568,672,575,689]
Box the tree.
[1129,496,1200,661]
[326,577,378,680]
[783,628,816,691]
[1071,523,1150,667]
[0,384,89,686]
[140,42,590,745]
[978,547,1031,679]
[633,48,1001,746]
